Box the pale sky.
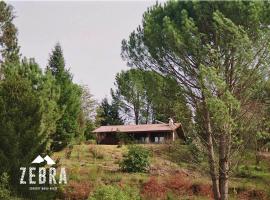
[10,1,156,101]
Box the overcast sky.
[10,1,156,101]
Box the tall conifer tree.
[95,98,123,126]
[0,58,60,193]
[47,43,83,151]
[0,1,20,64]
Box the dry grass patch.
[59,180,92,200]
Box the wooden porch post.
[145,133,150,143]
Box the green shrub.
[120,145,150,173]
[187,142,205,163]
[0,173,11,199]
[85,132,97,141]
[166,192,178,200]
[88,185,140,200]
[169,141,204,164]
[235,165,269,178]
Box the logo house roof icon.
[31,155,56,165]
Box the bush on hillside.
[169,140,204,165]
[120,145,150,173]
[85,132,96,141]
[88,185,140,200]
[0,173,10,199]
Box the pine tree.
[95,98,123,126]
[121,2,270,199]
[47,43,83,151]
[0,59,60,190]
[112,69,192,126]
[0,1,20,64]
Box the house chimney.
[169,117,174,127]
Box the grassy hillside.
[52,143,270,200]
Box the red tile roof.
[93,123,181,133]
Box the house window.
[141,137,145,143]
[153,136,165,143]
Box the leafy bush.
[120,145,150,173]
[187,142,205,163]
[235,165,269,179]
[85,132,97,141]
[166,192,178,200]
[0,173,10,199]
[169,141,204,165]
[88,185,140,200]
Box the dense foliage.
[0,1,19,64]
[0,173,10,199]
[95,98,123,126]
[0,60,60,188]
[120,145,151,173]
[112,69,192,128]
[1,1,270,199]
[122,1,270,199]
[0,3,92,197]
[47,44,84,151]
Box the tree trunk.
[204,108,221,200]
[134,109,139,125]
[219,132,229,200]
[145,103,150,124]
